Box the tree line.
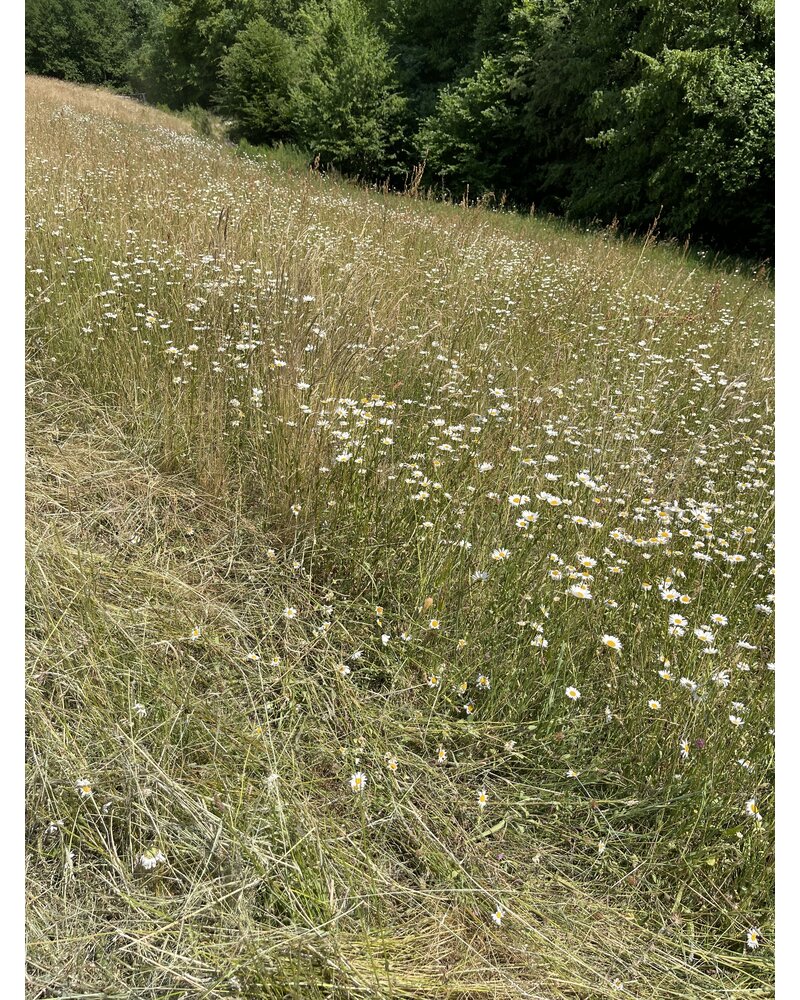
[26,0,774,257]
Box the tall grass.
[26,76,774,999]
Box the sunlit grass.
[26,76,774,999]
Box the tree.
[417,0,773,254]
[218,17,297,142]
[577,0,774,253]
[25,0,134,84]
[131,0,286,108]
[291,0,409,178]
[368,0,483,120]
[416,55,517,196]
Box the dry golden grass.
[26,75,197,133]
[26,78,774,998]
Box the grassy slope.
[26,76,774,999]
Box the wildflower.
[350,772,366,793]
[566,686,581,701]
[477,789,488,809]
[283,607,298,620]
[386,756,399,774]
[679,739,690,759]
[569,584,592,600]
[75,779,93,798]
[335,662,351,678]
[648,700,661,711]
[190,626,202,641]
[604,706,613,724]
[492,906,505,926]
[426,673,440,687]
[601,634,622,653]
[746,927,761,950]
[744,799,762,821]
[476,674,491,690]
[290,504,301,516]
[428,619,441,630]
[436,746,447,764]
[139,849,166,871]
[491,548,511,561]
[729,715,744,727]
[132,702,147,717]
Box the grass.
[26,75,774,998]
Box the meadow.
[26,76,774,999]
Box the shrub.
[291,0,409,178]
[217,17,297,145]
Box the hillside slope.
[26,77,774,999]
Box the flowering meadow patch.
[26,78,774,998]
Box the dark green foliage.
[128,1,301,108]
[420,0,773,255]
[25,0,134,84]
[146,0,252,107]
[218,17,296,142]
[416,56,517,196]
[291,0,409,177]
[368,0,483,119]
[578,1,775,254]
[582,45,774,253]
